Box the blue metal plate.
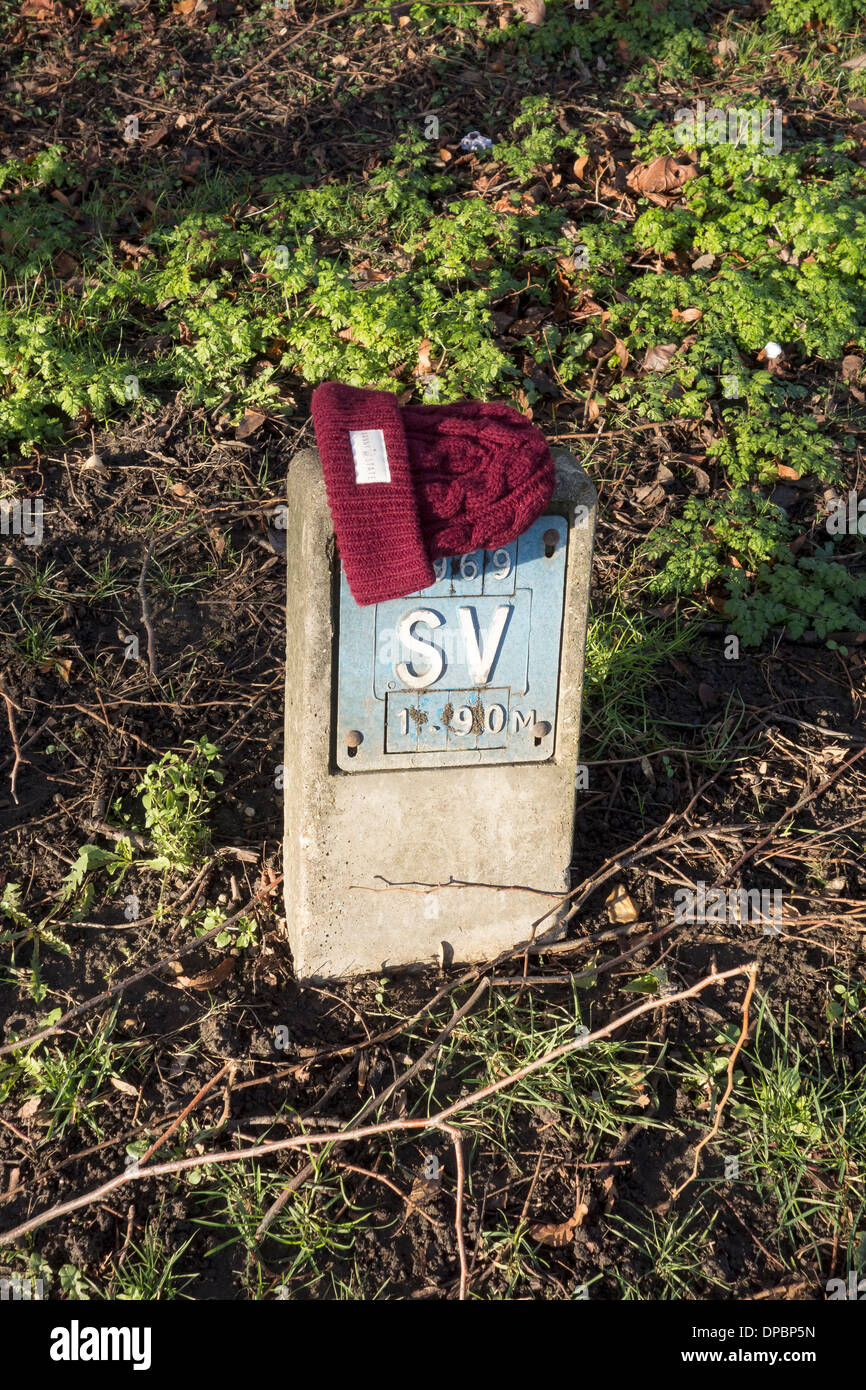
[335,514,567,771]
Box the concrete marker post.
[283,445,596,978]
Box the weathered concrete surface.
[283,446,596,979]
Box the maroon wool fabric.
[311,382,555,606]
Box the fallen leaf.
[515,0,545,24]
[236,408,265,440]
[530,1185,589,1247]
[776,464,801,481]
[55,657,73,683]
[841,53,866,69]
[672,306,702,323]
[605,883,639,924]
[697,681,718,708]
[690,463,711,493]
[642,343,678,373]
[572,153,589,180]
[110,1076,139,1097]
[170,481,194,501]
[634,482,665,508]
[51,251,79,279]
[82,452,109,478]
[141,122,171,149]
[180,150,203,181]
[118,239,153,260]
[414,337,433,376]
[18,1097,41,1120]
[691,252,716,271]
[627,152,698,198]
[176,958,236,990]
[841,354,863,381]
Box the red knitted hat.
[311,382,555,606]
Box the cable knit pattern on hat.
[402,400,555,559]
[311,382,556,606]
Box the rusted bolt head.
[532,720,552,739]
[345,729,364,748]
[543,529,559,552]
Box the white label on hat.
[350,429,391,484]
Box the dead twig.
[135,1062,233,1169]
[670,963,759,1201]
[137,537,159,680]
[0,681,28,803]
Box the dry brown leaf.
[180,150,204,181]
[634,482,665,508]
[776,464,800,481]
[642,343,678,373]
[627,152,698,197]
[841,354,863,381]
[690,463,711,493]
[572,153,589,181]
[55,657,73,683]
[515,0,546,25]
[408,1174,441,1207]
[141,122,172,149]
[529,1187,589,1247]
[18,1097,41,1120]
[236,408,265,440]
[52,250,79,279]
[414,337,433,375]
[605,883,639,924]
[672,306,703,323]
[110,1075,139,1097]
[118,239,153,260]
[841,53,866,69]
[698,681,718,708]
[176,957,236,990]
